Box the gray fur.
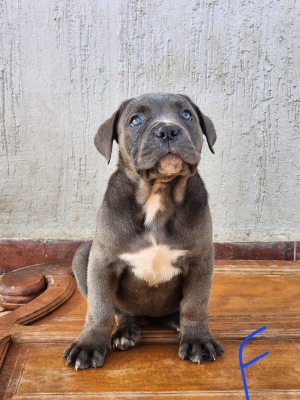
[64,93,223,370]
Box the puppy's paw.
[179,336,224,364]
[63,340,108,370]
[112,324,141,351]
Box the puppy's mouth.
[157,153,184,175]
[137,152,198,182]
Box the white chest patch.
[119,241,187,286]
[143,190,164,226]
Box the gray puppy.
[64,93,223,370]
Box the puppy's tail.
[72,241,92,298]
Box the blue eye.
[182,110,192,120]
[130,116,142,126]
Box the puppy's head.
[95,93,216,181]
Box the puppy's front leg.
[64,254,115,370]
[179,256,223,364]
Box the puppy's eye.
[130,116,142,126]
[182,110,192,120]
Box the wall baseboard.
[0,240,84,274]
[0,239,299,273]
[214,241,298,262]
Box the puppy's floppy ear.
[196,109,217,154]
[180,95,217,154]
[94,99,132,163]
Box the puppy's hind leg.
[112,310,142,351]
[72,241,92,298]
[159,311,180,334]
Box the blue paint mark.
[239,326,269,400]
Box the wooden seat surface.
[0,260,300,399]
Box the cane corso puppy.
[64,93,223,370]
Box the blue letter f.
[239,326,269,400]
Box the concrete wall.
[1,0,299,242]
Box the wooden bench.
[1,260,300,399]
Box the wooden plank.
[3,346,28,400]
[10,392,300,399]
[210,273,300,317]
[1,341,299,398]
[10,317,300,343]
[10,272,300,343]
[214,260,300,270]
[0,343,20,399]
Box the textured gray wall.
[1,0,299,241]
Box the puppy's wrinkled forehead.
[120,93,195,125]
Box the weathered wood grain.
[1,260,300,398]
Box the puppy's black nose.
[154,124,179,141]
